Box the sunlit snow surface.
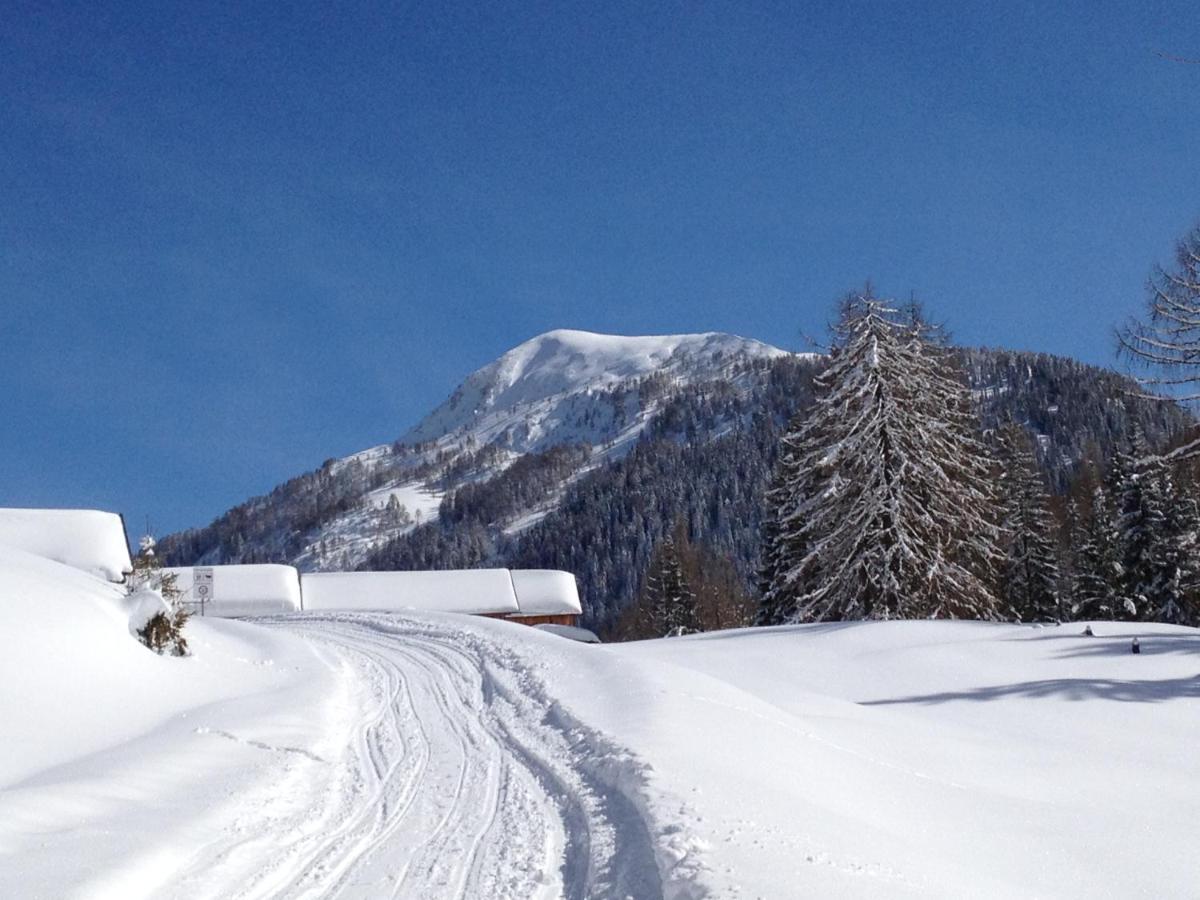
[4,546,1197,898]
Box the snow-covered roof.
[0,508,132,582]
[510,569,583,616]
[164,564,302,618]
[300,569,520,615]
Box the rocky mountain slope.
[161,330,798,573]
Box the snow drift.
[0,546,340,898]
[0,507,131,582]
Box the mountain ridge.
[162,328,800,572]
[402,328,796,449]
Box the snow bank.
[0,545,342,898]
[510,569,582,616]
[300,569,520,615]
[0,507,131,582]
[0,546,330,785]
[164,564,302,617]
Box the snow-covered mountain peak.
[403,329,789,447]
[272,328,798,572]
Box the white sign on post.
[193,567,215,616]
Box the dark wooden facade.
[506,613,579,627]
[478,612,580,627]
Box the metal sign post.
[193,567,214,616]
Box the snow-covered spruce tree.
[994,425,1060,621]
[757,411,808,625]
[129,534,190,656]
[1155,472,1200,625]
[1111,442,1166,621]
[643,527,699,636]
[1109,443,1200,625]
[1070,485,1122,620]
[762,292,1006,621]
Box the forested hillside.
[361,350,1190,633]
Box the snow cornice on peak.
[400,329,795,447]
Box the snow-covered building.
[141,560,583,625]
[509,569,582,626]
[301,569,521,616]
[164,564,303,618]
[0,508,132,582]
[299,568,583,626]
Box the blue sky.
[3,0,1199,536]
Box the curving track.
[175,613,663,900]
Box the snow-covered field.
[3,548,1198,898]
[589,622,1200,898]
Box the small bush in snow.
[137,607,191,656]
[129,534,190,656]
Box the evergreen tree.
[1059,498,1082,608]
[1071,486,1121,620]
[757,412,807,625]
[1112,443,1166,621]
[762,292,1005,622]
[129,534,189,656]
[643,526,699,636]
[995,425,1060,621]
[1106,438,1200,624]
[1142,464,1200,625]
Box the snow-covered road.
[10,541,1198,900]
[174,614,663,900]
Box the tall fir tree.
[757,412,807,625]
[1112,441,1166,621]
[643,526,699,636]
[1059,498,1082,608]
[1163,487,1200,624]
[1070,485,1121,620]
[761,292,1005,622]
[1123,458,1200,628]
[995,425,1060,621]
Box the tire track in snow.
[176,612,668,900]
